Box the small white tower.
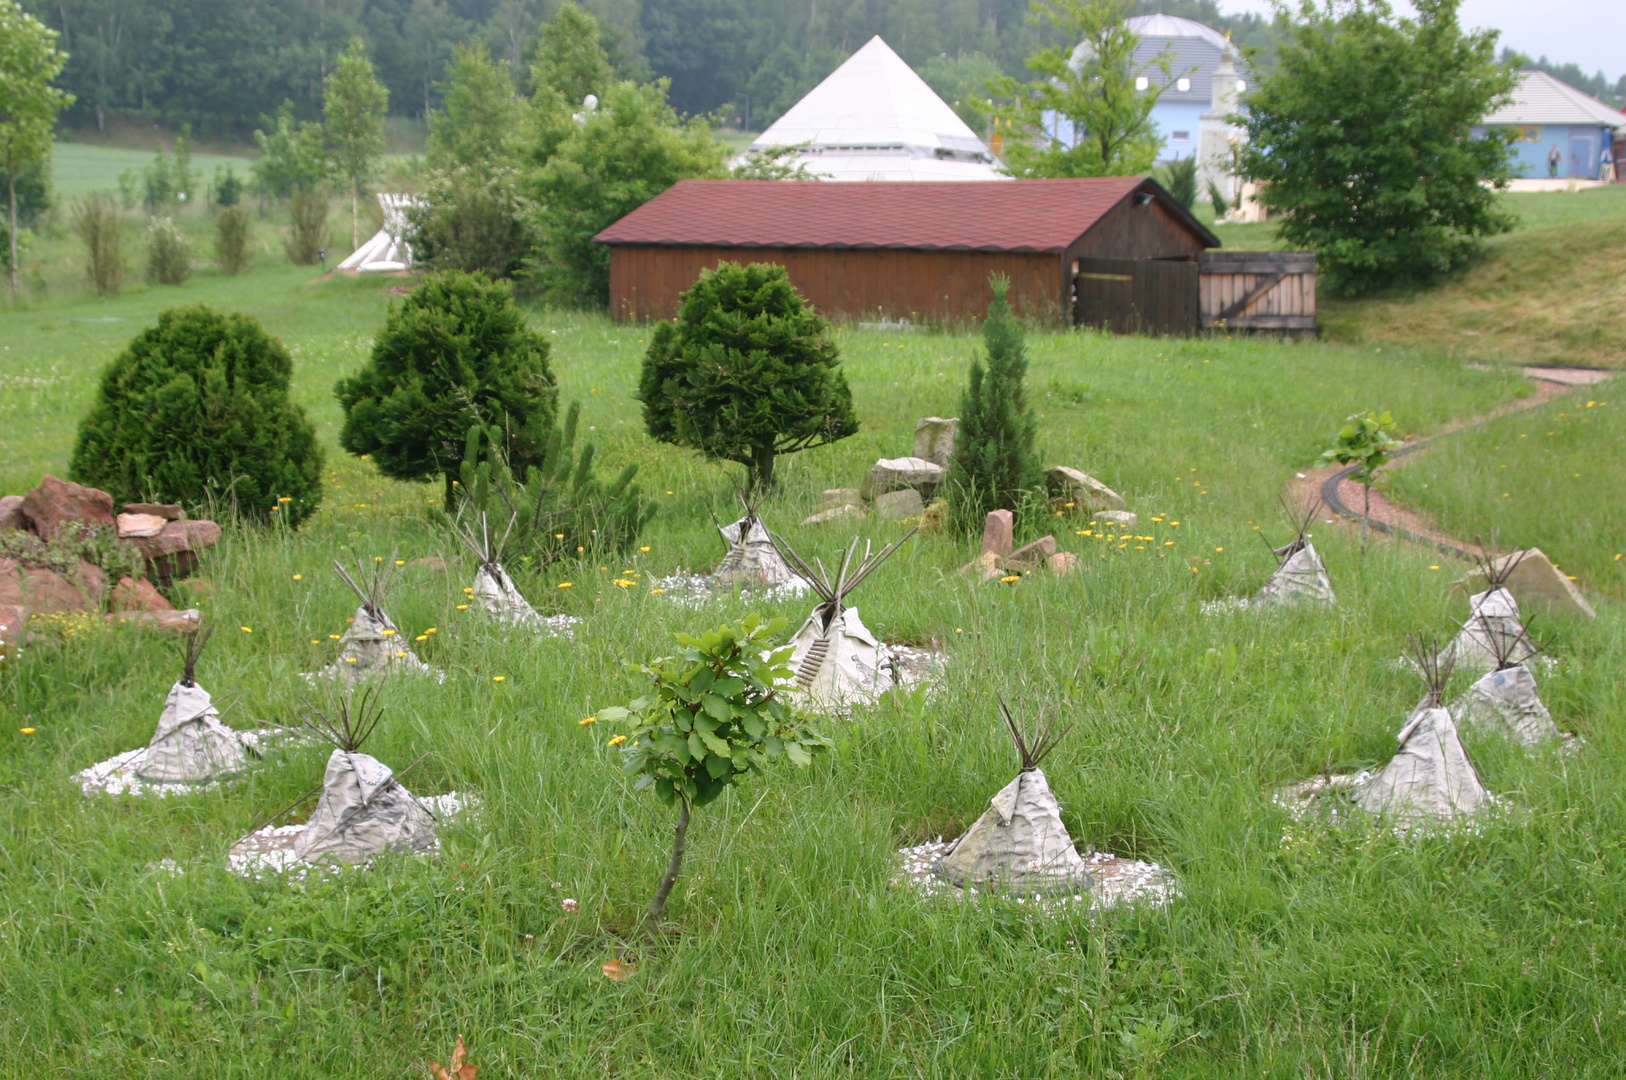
[1197,43,1246,211]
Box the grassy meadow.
[2,261,1625,1077]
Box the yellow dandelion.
[345,656,359,663]
[240,626,253,633]
[19,728,35,735]
[577,546,585,553]
[464,587,474,594]
[329,633,342,640]
[607,734,627,747]
[666,490,674,495]
[381,628,396,636]
[1064,502,1075,509]
[394,650,408,658]
[579,716,596,725]
[555,533,565,539]
[1000,575,1021,583]
[416,634,428,641]
[395,559,405,566]
[558,582,574,589]
[1215,547,1224,553]
[311,639,321,644]
[493,675,506,682]
[640,546,651,553]
[650,588,666,594]
[1429,565,1441,571]
[426,627,436,634]
[613,579,634,588]
[292,574,303,581]
[1615,554,1622,561]
[457,604,470,610]
[1171,521,1180,526]
[375,556,384,562]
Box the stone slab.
[0,495,26,532]
[861,457,944,501]
[116,513,167,538]
[1046,466,1126,513]
[873,488,925,521]
[981,509,1014,558]
[1453,547,1596,620]
[123,503,185,520]
[21,475,115,540]
[1005,535,1058,569]
[912,417,958,468]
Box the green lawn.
[2,267,1624,1077]
[49,143,251,201]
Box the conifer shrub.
[70,306,325,525]
[335,271,557,509]
[637,262,857,492]
[145,217,193,285]
[948,275,1043,531]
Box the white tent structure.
[136,623,252,783]
[1254,498,1336,608]
[292,687,438,865]
[747,36,1007,182]
[771,529,915,711]
[336,194,420,273]
[936,700,1091,894]
[1353,639,1489,824]
[1446,547,1537,675]
[1452,617,1560,748]
[712,511,806,591]
[448,509,550,631]
[307,557,439,683]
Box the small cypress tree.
[637,261,857,492]
[949,275,1042,530]
[70,305,324,524]
[335,270,557,510]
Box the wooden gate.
[1072,257,1198,337]
[1198,250,1317,334]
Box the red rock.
[1005,535,1058,569]
[111,576,173,612]
[125,518,222,560]
[20,476,115,540]
[980,510,1014,559]
[0,603,24,637]
[0,495,27,532]
[0,563,91,613]
[1046,551,1080,576]
[73,562,108,605]
[122,502,184,520]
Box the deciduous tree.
[324,37,389,251]
[0,0,71,296]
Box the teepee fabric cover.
[713,516,803,589]
[937,767,1091,893]
[1447,588,1534,674]
[1454,665,1559,747]
[1353,706,1488,822]
[1254,542,1336,607]
[336,194,420,272]
[471,564,546,629]
[321,606,436,680]
[136,680,250,782]
[786,605,892,708]
[293,749,438,864]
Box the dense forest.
[28,0,1275,136]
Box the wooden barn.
[594,177,1223,326]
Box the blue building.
[1479,71,1624,179]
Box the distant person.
[1547,144,1562,178]
[1601,144,1616,183]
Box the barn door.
[1073,257,1198,337]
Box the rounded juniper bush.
[69,305,324,525]
[334,270,557,509]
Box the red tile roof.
[594,177,1205,253]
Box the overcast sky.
[1221,0,1626,81]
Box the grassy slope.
[3,269,1625,1077]
[1383,393,1626,598]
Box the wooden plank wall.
[1069,196,1210,261]
[1073,256,1199,337]
[607,246,1066,324]
[1198,251,1317,332]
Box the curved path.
[1298,366,1613,561]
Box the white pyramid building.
[749,36,1008,182]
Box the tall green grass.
[0,273,1621,1077]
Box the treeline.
[30,0,1276,136]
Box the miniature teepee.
[449,508,548,630]
[1446,542,1536,675]
[293,685,438,865]
[310,555,437,682]
[936,698,1091,894]
[712,493,804,591]
[1452,616,1560,747]
[1354,638,1489,823]
[136,621,252,783]
[770,528,915,710]
[1254,497,1336,607]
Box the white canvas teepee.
[291,686,438,865]
[293,748,438,864]
[309,557,439,682]
[1454,665,1560,748]
[1447,588,1536,675]
[1353,641,1489,823]
[448,509,550,631]
[713,513,805,590]
[1254,497,1336,607]
[336,194,420,272]
[135,622,251,783]
[748,36,1007,182]
[771,529,915,711]
[937,700,1091,893]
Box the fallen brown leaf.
[427,1034,478,1080]
[601,958,635,982]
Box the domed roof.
[1124,14,1230,51]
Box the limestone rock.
[802,503,866,526]
[1092,510,1138,530]
[860,457,944,501]
[122,503,184,521]
[0,495,27,532]
[913,417,958,468]
[1047,551,1079,576]
[958,551,1002,581]
[873,488,925,521]
[1005,535,1058,569]
[1046,466,1126,513]
[111,576,173,612]
[815,488,861,513]
[21,475,115,540]
[1453,547,1595,620]
[981,510,1014,558]
[116,513,167,538]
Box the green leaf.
[595,706,630,722]
[704,752,732,779]
[687,731,707,762]
[785,740,812,767]
[700,693,733,723]
[698,729,732,759]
